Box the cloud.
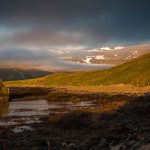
[0,0,149,49]
[53,60,112,70]
[0,48,55,61]
[100,46,124,51]
[0,0,149,70]
[101,47,112,51]
[114,46,124,50]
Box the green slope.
[7,53,150,86]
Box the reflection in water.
[9,100,49,111]
[8,100,49,116]
[0,99,96,126]
[6,100,95,116]
[11,126,33,133]
[0,103,9,116]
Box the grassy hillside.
[6,53,150,86]
[0,68,52,81]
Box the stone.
[110,145,122,150]
[138,144,150,150]
[97,138,108,148]
[127,140,136,146]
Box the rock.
[127,140,136,146]
[97,138,108,148]
[132,142,141,149]
[62,142,67,146]
[80,140,91,150]
[0,82,9,104]
[144,93,150,97]
[138,144,150,150]
[46,140,52,150]
[68,143,76,148]
[110,145,122,150]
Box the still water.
[0,99,96,126]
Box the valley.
[0,53,150,150]
[0,1,150,149]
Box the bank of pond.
[0,81,9,103]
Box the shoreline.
[0,85,150,149]
[1,93,150,149]
[5,84,150,95]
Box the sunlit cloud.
[100,46,124,51]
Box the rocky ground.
[0,90,150,150]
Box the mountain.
[0,68,52,81]
[7,53,150,86]
[59,44,150,65]
[0,44,150,72]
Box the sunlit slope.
[6,53,150,86]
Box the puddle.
[1,100,96,117]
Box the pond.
[0,99,97,126]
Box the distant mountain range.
[56,44,150,65]
[0,44,150,78]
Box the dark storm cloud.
[0,28,85,48]
[0,48,56,61]
[0,0,150,48]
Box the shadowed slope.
[0,68,52,81]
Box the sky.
[0,0,150,69]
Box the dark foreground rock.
[0,94,150,150]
